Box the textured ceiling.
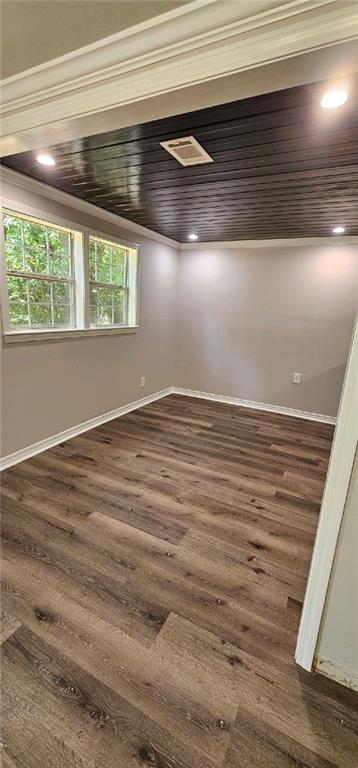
[2,77,358,242]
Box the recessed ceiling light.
[36,153,56,166]
[320,90,348,109]
[332,226,345,234]
[188,233,198,241]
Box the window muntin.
[3,210,75,329]
[88,236,129,327]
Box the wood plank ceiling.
[2,77,358,242]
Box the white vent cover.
[160,136,213,166]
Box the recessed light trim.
[332,226,345,234]
[320,90,348,110]
[36,153,56,166]
[188,233,198,241]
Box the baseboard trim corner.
[0,386,176,471]
[172,387,337,425]
[314,655,358,692]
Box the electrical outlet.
[293,372,301,384]
[140,376,146,388]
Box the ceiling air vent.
[160,136,213,166]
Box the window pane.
[54,304,71,325]
[24,245,48,274]
[23,220,47,249]
[53,281,71,304]
[7,276,28,303]
[49,254,71,278]
[99,303,113,325]
[29,303,52,326]
[4,215,24,270]
[113,290,126,324]
[89,286,99,325]
[48,227,70,256]
[9,304,29,326]
[90,285,127,326]
[5,242,23,271]
[111,250,126,285]
[4,213,71,277]
[98,287,113,324]
[96,243,111,284]
[89,237,127,286]
[28,279,51,303]
[89,239,96,281]
[3,214,22,243]
[99,286,113,305]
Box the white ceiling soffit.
[1,0,358,148]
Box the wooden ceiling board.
[2,77,358,242]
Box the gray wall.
[1,180,178,457]
[316,447,358,689]
[176,246,358,416]
[1,180,358,458]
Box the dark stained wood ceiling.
[2,77,358,242]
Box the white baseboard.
[314,655,358,692]
[0,387,175,471]
[0,384,337,470]
[172,387,337,425]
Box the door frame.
[295,313,358,671]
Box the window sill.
[3,326,139,344]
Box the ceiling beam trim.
[1,0,357,145]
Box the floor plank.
[1,394,357,767]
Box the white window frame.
[88,234,130,328]
[3,209,77,331]
[0,200,140,343]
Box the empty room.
[0,1,358,766]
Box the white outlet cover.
[293,372,301,384]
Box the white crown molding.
[0,167,179,248]
[179,236,358,248]
[0,384,336,470]
[0,387,176,471]
[1,0,357,141]
[172,387,337,424]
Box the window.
[1,207,139,341]
[3,211,75,329]
[89,236,128,327]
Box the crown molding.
[1,0,357,142]
[0,167,180,248]
[179,236,358,249]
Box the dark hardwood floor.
[1,394,357,767]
